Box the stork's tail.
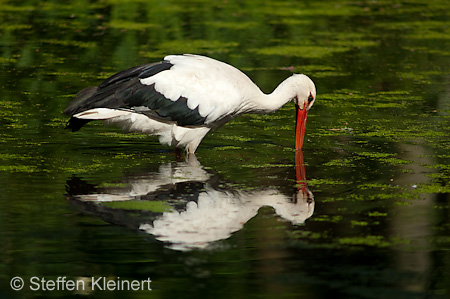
[66,117,92,132]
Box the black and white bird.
[64,54,316,154]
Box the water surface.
[1,0,449,298]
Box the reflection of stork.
[64,54,316,153]
[140,188,313,251]
[66,152,313,251]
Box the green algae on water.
[103,200,173,213]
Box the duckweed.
[103,200,173,213]
[338,235,390,247]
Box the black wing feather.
[98,61,172,88]
[64,60,208,130]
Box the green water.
[1,0,449,297]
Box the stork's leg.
[186,140,201,154]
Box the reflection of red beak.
[295,150,307,190]
[295,150,310,200]
[295,104,308,150]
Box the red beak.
[295,104,308,150]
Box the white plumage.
[141,55,249,122]
[65,54,316,153]
[140,188,314,251]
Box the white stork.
[64,54,316,153]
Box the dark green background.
[1,0,449,297]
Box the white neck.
[247,76,299,114]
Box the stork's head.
[292,74,316,111]
[292,74,316,151]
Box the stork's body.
[64,54,316,153]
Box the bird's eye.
[308,94,314,103]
